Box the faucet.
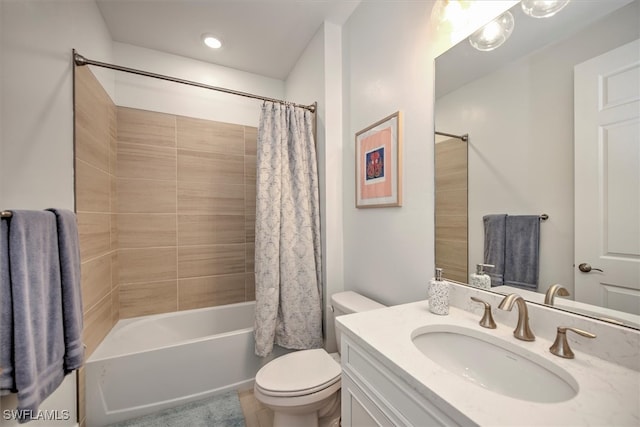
[544,284,570,306]
[549,326,596,359]
[498,293,535,341]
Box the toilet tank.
[331,291,385,354]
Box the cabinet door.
[342,374,393,427]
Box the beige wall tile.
[111,251,119,289]
[117,107,176,148]
[244,155,256,183]
[245,273,256,301]
[244,126,257,156]
[118,142,177,181]
[177,214,244,246]
[109,104,117,175]
[119,280,177,318]
[177,181,244,215]
[76,160,111,213]
[245,243,254,273]
[178,244,245,278]
[83,295,112,358]
[77,213,111,261]
[118,214,177,249]
[435,188,467,217]
[178,274,245,310]
[75,123,110,174]
[111,284,120,325]
[245,184,256,216]
[81,254,111,312]
[177,116,244,155]
[177,149,244,185]
[435,214,468,242]
[245,213,255,244]
[117,178,177,213]
[435,239,468,283]
[119,247,177,284]
[110,213,118,250]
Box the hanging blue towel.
[483,214,507,287]
[47,209,84,373]
[4,210,72,422]
[0,219,15,395]
[504,215,540,291]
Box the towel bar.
[1,210,12,218]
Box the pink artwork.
[355,111,402,208]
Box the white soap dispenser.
[428,267,449,315]
[470,263,494,290]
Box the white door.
[574,39,640,315]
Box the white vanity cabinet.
[340,336,465,427]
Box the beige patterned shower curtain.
[253,102,322,357]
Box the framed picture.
[355,111,402,208]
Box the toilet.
[253,291,385,427]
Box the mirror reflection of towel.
[483,214,540,291]
[504,215,540,291]
[483,214,506,287]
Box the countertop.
[337,300,640,426]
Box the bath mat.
[109,391,246,427]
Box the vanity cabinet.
[340,336,465,427]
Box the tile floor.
[239,389,274,427]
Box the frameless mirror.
[435,0,640,329]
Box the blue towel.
[47,209,84,373]
[483,214,506,287]
[5,211,67,422]
[504,215,540,291]
[0,219,15,395]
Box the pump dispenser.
[470,263,494,289]
[428,267,449,315]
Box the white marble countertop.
[337,300,640,426]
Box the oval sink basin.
[411,325,578,403]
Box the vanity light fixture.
[202,34,222,49]
[468,11,515,52]
[521,0,570,18]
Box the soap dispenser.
[470,263,494,290]
[428,267,449,315]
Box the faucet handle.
[549,326,596,359]
[470,297,497,329]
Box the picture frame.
[355,111,402,208]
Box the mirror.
[435,0,640,329]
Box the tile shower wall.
[116,107,257,318]
[74,65,118,427]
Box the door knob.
[578,263,603,273]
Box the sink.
[411,325,578,403]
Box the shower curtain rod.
[435,131,468,142]
[73,51,316,113]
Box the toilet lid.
[255,349,341,396]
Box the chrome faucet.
[498,293,535,341]
[544,284,570,306]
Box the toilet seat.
[255,349,341,397]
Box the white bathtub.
[85,301,287,427]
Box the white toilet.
[254,291,385,427]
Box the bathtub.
[85,301,287,426]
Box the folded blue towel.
[0,219,15,395]
[47,209,84,373]
[504,215,540,291]
[6,210,66,422]
[483,214,507,287]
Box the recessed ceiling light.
[521,0,570,19]
[202,34,222,49]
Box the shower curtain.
[254,102,323,357]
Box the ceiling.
[95,0,361,80]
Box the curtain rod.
[73,51,316,113]
[435,131,468,142]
